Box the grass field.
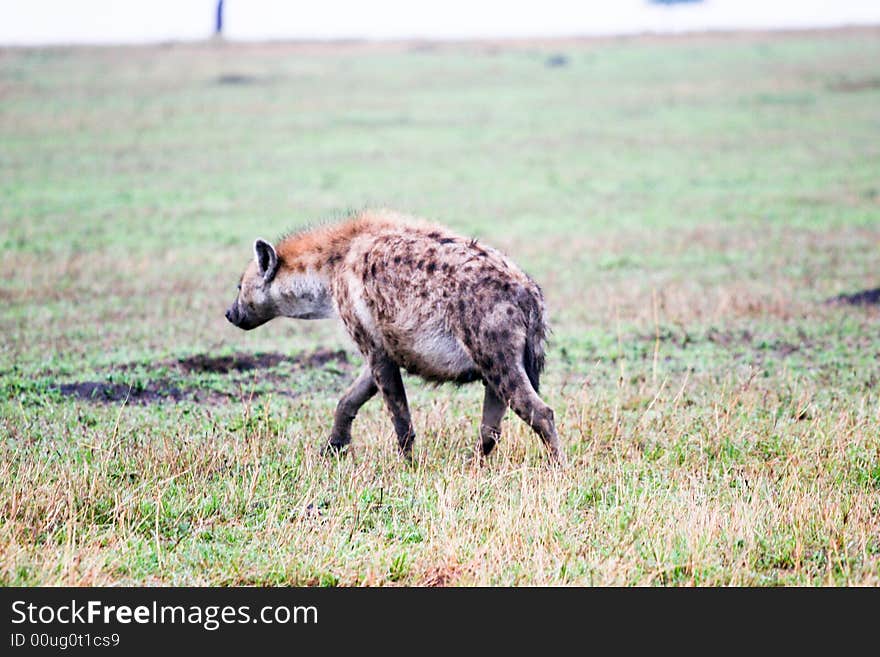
[1,29,879,586]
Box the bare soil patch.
[176,352,286,374]
[53,348,351,405]
[829,77,880,93]
[174,348,347,373]
[214,73,260,86]
[828,288,880,306]
[55,380,218,405]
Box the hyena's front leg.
[369,354,416,457]
[322,366,377,455]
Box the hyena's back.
[332,219,547,392]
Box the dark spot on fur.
[438,237,455,245]
[458,300,466,314]
[500,329,511,340]
[497,378,516,398]
[453,370,482,384]
[426,262,437,274]
[327,253,341,265]
[427,231,441,239]
[506,307,515,317]
[416,260,424,270]
[370,263,377,277]
[394,256,401,264]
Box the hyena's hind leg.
[322,366,378,455]
[468,308,564,465]
[479,385,506,457]
[501,373,565,465]
[475,339,564,464]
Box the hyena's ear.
[254,239,279,282]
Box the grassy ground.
[1,29,879,586]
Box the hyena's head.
[225,238,334,330]
[225,239,280,331]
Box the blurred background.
[3,0,880,44]
[1,0,878,365]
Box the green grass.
[1,30,879,585]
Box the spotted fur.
[225,209,563,464]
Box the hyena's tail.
[521,288,547,394]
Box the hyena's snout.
[224,300,242,327]
[225,299,261,331]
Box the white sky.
[1,0,878,45]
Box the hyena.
[225,209,564,464]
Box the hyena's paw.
[548,447,568,469]
[472,440,497,468]
[479,425,501,458]
[395,444,415,465]
[321,440,352,457]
